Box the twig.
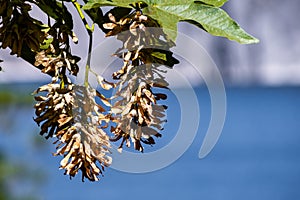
[72,0,95,87]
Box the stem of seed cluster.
[72,0,95,87]
[85,32,93,87]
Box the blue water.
[1,87,300,200]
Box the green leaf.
[144,1,259,44]
[83,0,259,44]
[40,37,53,50]
[194,0,228,7]
[151,51,167,61]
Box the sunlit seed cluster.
[103,10,178,152]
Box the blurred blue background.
[1,0,300,199]
[1,84,300,200]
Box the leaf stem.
[72,0,94,87]
[72,0,94,33]
[85,32,93,87]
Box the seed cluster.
[32,9,111,180]
[104,10,178,152]
[34,44,79,77]
[0,1,46,56]
[34,80,112,181]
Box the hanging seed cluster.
[56,85,111,181]
[30,1,111,181]
[33,7,79,77]
[34,72,112,181]
[103,10,178,152]
[32,23,111,180]
[0,1,46,56]
[34,44,79,77]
